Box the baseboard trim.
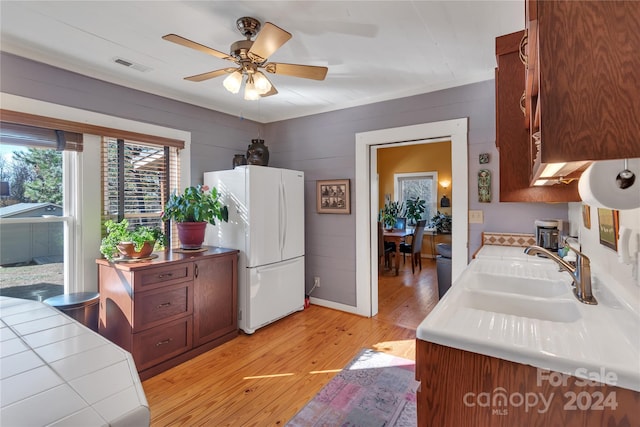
[309,297,360,316]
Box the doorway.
[354,119,469,317]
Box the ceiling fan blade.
[162,34,233,61]
[264,63,328,80]
[248,22,292,62]
[184,68,233,82]
[260,84,278,98]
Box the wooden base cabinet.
[97,247,238,380]
[416,339,640,427]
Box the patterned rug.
[286,349,418,426]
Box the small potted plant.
[403,196,426,225]
[100,219,165,261]
[379,200,404,230]
[162,185,229,249]
[430,211,452,234]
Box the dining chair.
[378,221,393,271]
[399,219,427,273]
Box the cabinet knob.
[520,91,527,116]
[156,338,173,347]
[158,273,173,279]
[157,302,172,309]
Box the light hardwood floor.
[142,258,440,426]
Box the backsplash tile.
[481,232,536,247]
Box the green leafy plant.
[100,219,165,261]
[162,185,229,225]
[430,211,452,233]
[403,196,426,225]
[379,200,404,229]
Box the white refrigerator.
[204,166,305,334]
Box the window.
[394,172,438,222]
[101,138,180,244]
[0,122,82,300]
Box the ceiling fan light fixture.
[244,76,261,100]
[253,71,272,95]
[223,71,243,94]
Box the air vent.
[112,57,152,72]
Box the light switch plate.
[469,210,484,224]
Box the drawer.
[133,283,193,332]
[132,317,192,371]
[134,264,192,290]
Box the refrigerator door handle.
[281,179,288,254]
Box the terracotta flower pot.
[116,241,155,258]
[176,222,207,249]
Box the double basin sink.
[416,246,640,391]
[461,269,581,323]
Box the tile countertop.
[0,296,149,427]
[417,245,640,392]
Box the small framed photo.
[597,208,619,251]
[582,205,591,229]
[479,153,490,164]
[317,179,350,214]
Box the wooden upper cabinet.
[495,30,580,202]
[534,0,640,163]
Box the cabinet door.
[193,255,238,346]
[495,30,579,202]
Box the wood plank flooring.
[142,258,439,426]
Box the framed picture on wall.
[597,208,619,251]
[582,205,591,229]
[317,179,351,214]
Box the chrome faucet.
[524,245,597,305]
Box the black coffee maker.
[535,219,560,251]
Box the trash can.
[44,292,100,332]
[436,243,452,299]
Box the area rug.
[286,348,418,427]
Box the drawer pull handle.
[157,302,172,309]
[158,273,173,279]
[156,338,173,347]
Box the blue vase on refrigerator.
[204,166,305,334]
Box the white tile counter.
[0,296,149,426]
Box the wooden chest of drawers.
[97,246,238,379]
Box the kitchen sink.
[463,272,569,298]
[459,291,581,323]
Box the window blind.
[0,122,83,152]
[101,137,180,245]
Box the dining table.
[382,228,414,275]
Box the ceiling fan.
[163,17,328,100]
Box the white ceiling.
[0,1,524,123]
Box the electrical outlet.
[314,276,320,287]
[469,210,484,224]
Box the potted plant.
[430,211,452,234]
[379,209,396,230]
[403,196,426,225]
[379,200,404,230]
[162,184,229,249]
[100,219,165,261]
